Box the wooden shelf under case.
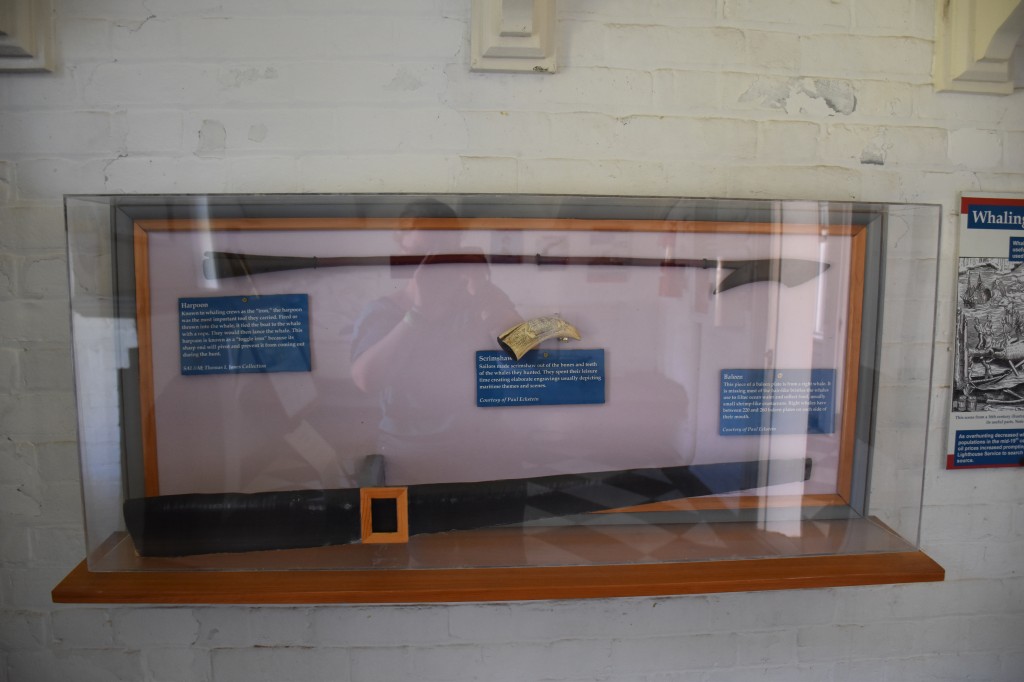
[53,518,943,604]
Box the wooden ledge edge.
[52,550,943,604]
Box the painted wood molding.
[934,0,1024,94]
[0,0,55,72]
[471,0,556,73]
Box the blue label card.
[720,368,836,436]
[1010,237,1024,262]
[952,429,1024,468]
[179,294,311,376]
[477,349,605,407]
[966,203,1024,230]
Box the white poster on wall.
[948,194,1024,469]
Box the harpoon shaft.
[202,251,828,293]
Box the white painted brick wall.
[1,0,1022,680]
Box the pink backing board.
[138,222,858,499]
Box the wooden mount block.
[934,0,1024,94]
[471,0,556,73]
[0,0,55,73]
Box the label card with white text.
[476,349,605,407]
[179,294,311,376]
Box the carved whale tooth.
[497,316,581,361]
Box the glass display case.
[53,194,943,603]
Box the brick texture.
[1,1,1023,680]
